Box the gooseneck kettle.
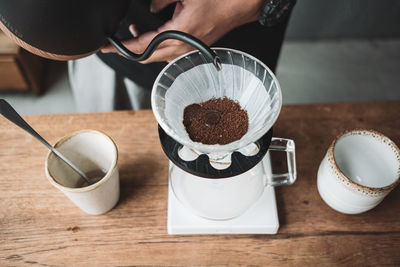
[0,0,221,69]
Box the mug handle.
[266,138,297,187]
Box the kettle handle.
[107,30,221,70]
[265,138,297,187]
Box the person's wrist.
[246,0,266,23]
[226,0,265,27]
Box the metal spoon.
[0,99,100,185]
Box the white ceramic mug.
[317,129,400,214]
[45,130,119,215]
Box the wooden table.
[1,101,399,266]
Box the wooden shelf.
[0,32,44,94]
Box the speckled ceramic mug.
[45,130,119,215]
[317,129,400,214]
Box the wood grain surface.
[1,102,400,266]
[0,32,44,94]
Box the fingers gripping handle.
[267,137,297,186]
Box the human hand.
[101,0,264,63]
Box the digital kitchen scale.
[167,153,279,235]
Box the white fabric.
[68,54,151,112]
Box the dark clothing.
[97,0,290,89]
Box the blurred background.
[1,0,399,114]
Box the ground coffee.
[183,97,248,145]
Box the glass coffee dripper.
[152,48,296,220]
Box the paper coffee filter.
[151,48,282,154]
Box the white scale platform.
[168,153,279,235]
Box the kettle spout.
[107,30,222,71]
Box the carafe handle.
[266,138,297,186]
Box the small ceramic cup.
[317,129,400,214]
[45,130,119,215]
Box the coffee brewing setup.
[0,0,297,234]
[152,48,297,234]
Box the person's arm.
[101,0,264,63]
